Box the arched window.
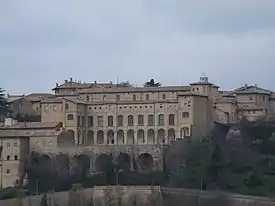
[128,115,134,126]
[108,115,113,127]
[158,114,164,126]
[168,114,175,125]
[138,115,144,126]
[148,115,154,126]
[117,115,123,126]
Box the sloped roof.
[237,104,265,111]
[78,85,191,94]
[0,130,61,137]
[234,85,272,95]
[25,93,54,102]
[7,95,24,103]
[52,81,118,90]
[0,121,62,130]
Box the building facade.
[40,76,219,146]
[2,75,275,188]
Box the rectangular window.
[138,115,144,126]
[81,116,85,126]
[88,116,93,127]
[77,116,80,126]
[65,103,69,110]
[116,95,120,101]
[53,105,57,111]
[146,94,149,100]
[67,114,74,120]
[108,116,114,126]
[133,94,136,100]
[97,116,104,127]
[162,94,166,99]
[148,115,154,126]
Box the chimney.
[70,77,73,82]
[244,84,247,90]
[110,81,112,84]
[56,83,58,87]
[94,81,97,84]
[65,80,68,83]
[255,84,257,88]
[7,93,9,98]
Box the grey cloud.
[1,0,275,93]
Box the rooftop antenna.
[116,77,119,84]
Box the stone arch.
[95,153,113,173]
[97,130,104,144]
[87,130,94,145]
[138,153,153,172]
[55,153,70,180]
[71,154,90,182]
[157,129,165,144]
[38,154,53,176]
[107,130,115,144]
[127,129,134,144]
[117,130,124,145]
[67,129,75,139]
[168,128,176,142]
[116,153,131,172]
[57,129,75,147]
[147,129,155,144]
[137,129,145,144]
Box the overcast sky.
[1,0,275,94]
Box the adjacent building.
[0,119,63,187]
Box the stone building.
[7,93,54,116]
[42,75,217,146]
[2,75,275,188]
[0,118,63,187]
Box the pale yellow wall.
[237,93,270,108]
[41,102,64,123]
[214,102,238,123]
[270,99,275,113]
[0,138,21,188]
[29,135,57,152]
[192,96,212,138]
[81,91,177,102]
[30,101,41,115]
[238,109,265,121]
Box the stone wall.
[1,186,275,206]
[36,144,164,173]
[0,186,157,206]
[161,187,275,206]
